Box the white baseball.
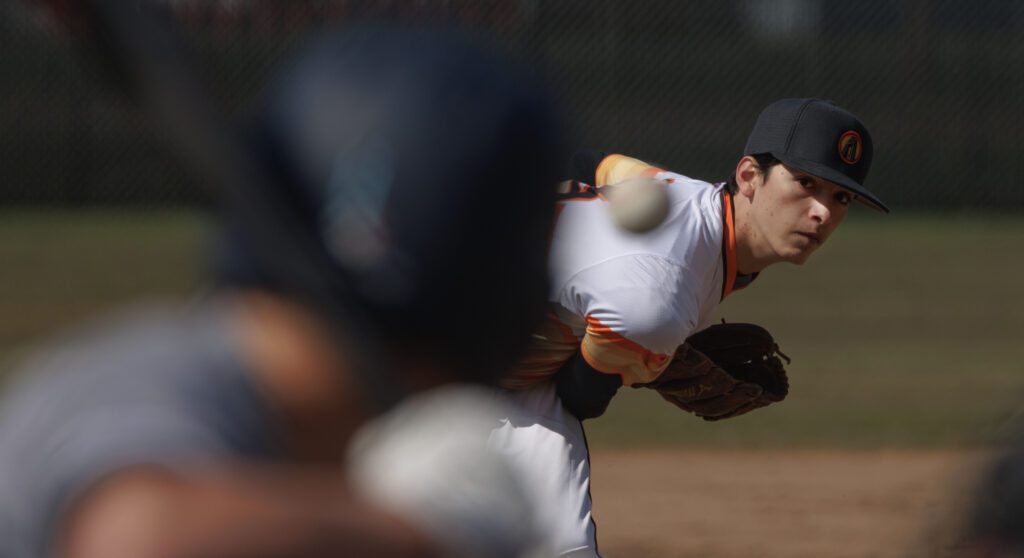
[605,176,670,233]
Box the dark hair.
[725,152,781,193]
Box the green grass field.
[2,209,1023,449]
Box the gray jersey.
[0,301,279,558]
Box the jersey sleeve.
[556,254,704,386]
[566,150,664,186]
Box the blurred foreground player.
[0,28,562,558]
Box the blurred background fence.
[2,0,1023,209]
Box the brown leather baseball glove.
[632,323,790,421]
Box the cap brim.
[772,153,890,214]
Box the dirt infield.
[589,450,982,558]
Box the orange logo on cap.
[838,131,862,165]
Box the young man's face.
[749,163,854,265]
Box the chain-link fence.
[2,0,1023,209]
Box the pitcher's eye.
[835,190,853,206]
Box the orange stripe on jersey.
[581,315,672,386]
[594,154,664,186]
[721,189,738,299]
[583,316,650,352]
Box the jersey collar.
[720,188,759,300]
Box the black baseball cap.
[744,98,887,213]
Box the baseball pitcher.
[489,98,888,556]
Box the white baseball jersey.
[505,153,755,389]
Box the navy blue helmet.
[217,27,564,382]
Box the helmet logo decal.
[838,131,863,165]
[322,135,394,271]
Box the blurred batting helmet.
[215,27,564,384]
